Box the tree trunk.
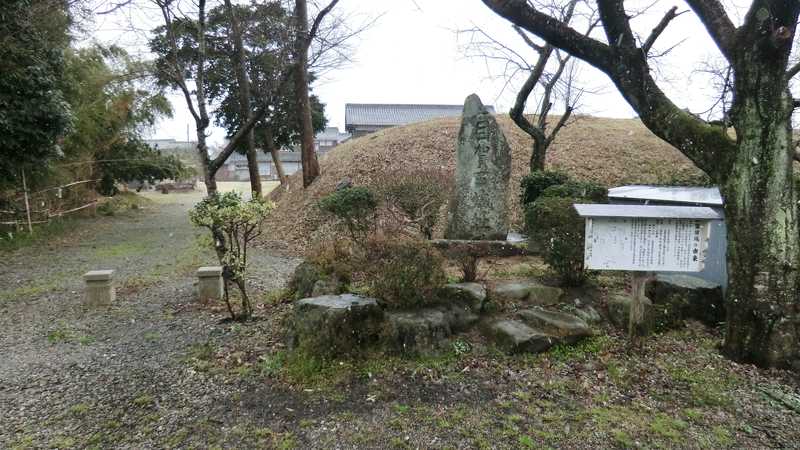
[294,0,320,188]
[721,49,799,368]
[530,138,546,171]
[224,0,262,199]
[264,126,287,185]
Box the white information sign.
[583,217,711,272]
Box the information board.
[583,217,710,272]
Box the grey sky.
[90,0,730,146]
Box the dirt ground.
[1,193,799,449]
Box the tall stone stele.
[445,94,512,240]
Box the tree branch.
[482,0,738,179]
[208,107,269,173]
[308,0,341,44]
[597,0,637,49]
[512,25,544,53]
[481,0,615,73]
[642,6,682,54]
[684,0,736,60]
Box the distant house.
[217,151,302,182]
[144,138,201,174]
[314,126,351,155]
[344,103,497,138]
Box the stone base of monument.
[84,270,115,306]
[287,279,604,359]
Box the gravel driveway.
[0,193,300,449]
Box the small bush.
[189,192,273,320]
[381,169,451,239]
[540,180,607,202]
[529,196,589,286]
[363,235,447,309]
[317,186,377,240]
[520,170,570,205]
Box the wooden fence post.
[21,170,33,233]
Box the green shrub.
[364,236,447,309]
[540,180,607,202]
[519,170,570,205]
[380,169,451,239]
[317,186,377,240]
[189,192,273,320]
[529,196,589,286]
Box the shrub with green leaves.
[519,170,570,205]
[317,186,377,240]
[381,168,451,239]
[529,196,589,286]
[540,180,608,202]
[190,192,273,320]
[364,236,447,309]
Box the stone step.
[485,319,558,354]
[516,307,592,344]
[488,280,563,305]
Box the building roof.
[227,151,301,164]
[345,103,497,127]
[316,126,351,142]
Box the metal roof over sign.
[573,204,724,220]
[607,185,723,206]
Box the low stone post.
[197,266,223,303]
[84,270,115,306]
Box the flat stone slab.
[295,294,378,310]
[517,307,592,343]
[441,282,487,313]
[489,280,563,305]
[197,266,222,277]
[487,319,556,354]
[84,270,114,282]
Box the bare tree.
[482,0,800,369]
[461,0,595,171]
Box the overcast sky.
[89,0,733,147]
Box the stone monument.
[445,93,511,240]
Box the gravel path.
[0,193,300,449]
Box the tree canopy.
[0,0,73,187]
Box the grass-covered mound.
[264,115,704,253]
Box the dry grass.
[263,115,703,253]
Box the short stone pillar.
[84,270,115,306]
[197,266,223,302]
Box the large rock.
[383,305,478,354]
[445,94,512,240]
[441,282,487,313]
[489,280,563,305]
[384,309,452,354]
[289,294,384,358]
[289,261,343,299]
[517,307,592,344]
[486,319,557,354]
[607,293,655,334]
[646,274,725,327]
